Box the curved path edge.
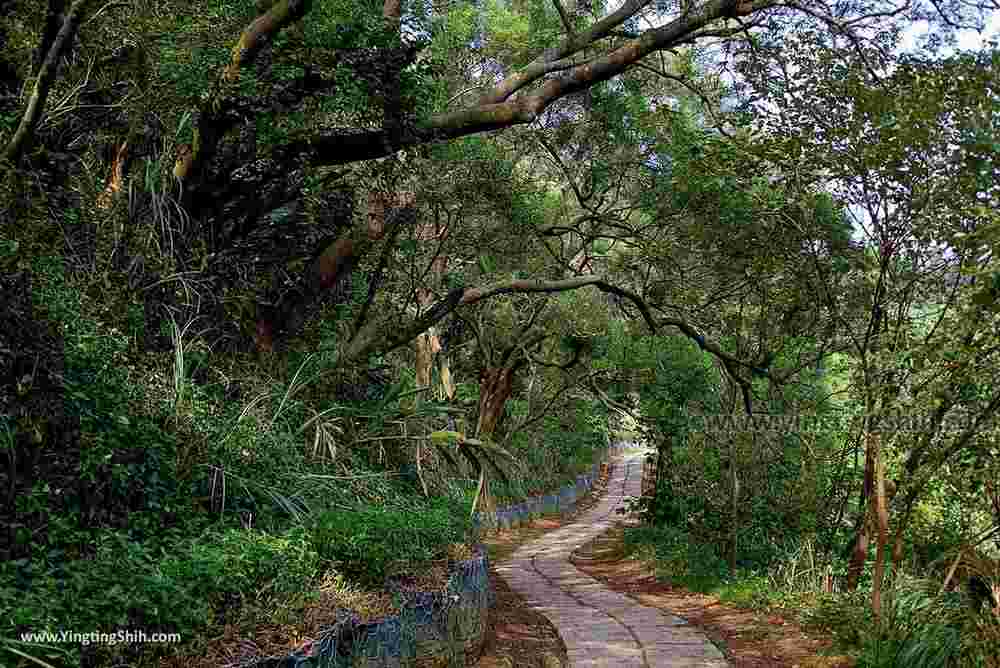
[495,449,730,667]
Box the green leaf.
[478,255,497,274]
[429,430,464,445]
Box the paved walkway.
[495,449,729,667]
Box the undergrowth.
[622,524,1000,668]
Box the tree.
[2,0,997,554]
[6,0,992,380]
[738,31,1000,615]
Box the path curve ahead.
[495,448,729,667]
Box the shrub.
[804,574,1000,668]
[623,524,728,591]
[309,497,469,587]
[158,526,320,616]
[1,525,322,667]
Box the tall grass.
[802,570,999,668]
[629,532,1000,668]
[768,537,838,594]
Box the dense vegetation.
[1,0,998,666]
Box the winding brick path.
[495,448,729,667]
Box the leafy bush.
[496,398,607,502]
[623,524,729,591]
[869,575,965,668]
[160,526,320,607]
[627,480,689,526]
[1,525,321,666]
[309,497,469,587]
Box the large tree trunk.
[476,367,516,438]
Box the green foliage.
[315,61,382,121]
[1,525,320,664]
[624,526,1000,667]
[157,31,232,102]
[803,574,1000,668]
[427,2,480,64]
[163,525,320,601]
[0,108,18,137]
[866,577,964,668]
[256,108,308,146]
[481,0,561,66]
[4,1,998,666]
[640,335,717,434]
[303,0,387,49]
[628,479,693,527]
[156,1,242,102]
[622,524,730,592]
[495,397,608,501]
[588,78,653,149]
[309,497,469,587]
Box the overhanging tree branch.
[3,0,93,165]
[223,0,309,84]
[339,274,778,384]
[275,0,766,169]
[478,0,654,105]
[173,0,312,188]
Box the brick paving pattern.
[496,448,730,667]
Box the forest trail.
[495,449,729,667]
